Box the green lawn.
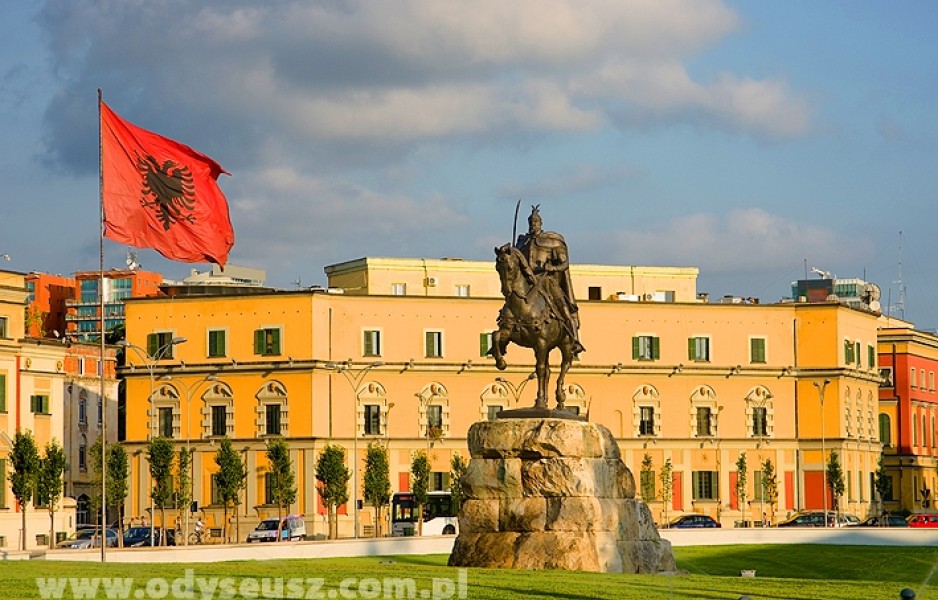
[1,545,937,599]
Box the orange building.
[118,257,884,539]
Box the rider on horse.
[510,206,585,355]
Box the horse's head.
[495,244,533,298]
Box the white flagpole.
[97,88,108,563]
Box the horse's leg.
[534,344,550,409]
[555,339,573,411]
[491,328,509,370]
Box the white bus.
[391,491,459,536]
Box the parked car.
[667,514,721,529]
[777,511,849,527]
[907,513,938,528]
[56,528,118,549]
[857,515,910,527]
[246,514,307,542]
[122,526,176,547]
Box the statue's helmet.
[528,205,542,226]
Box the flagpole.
[98,89,108,563]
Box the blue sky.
[2,1,938,327]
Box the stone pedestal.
[448,418,675,573]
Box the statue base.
[448,418,676,574]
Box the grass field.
[2,545,937,599]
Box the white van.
[246,514,307,542]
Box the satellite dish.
[864,283,881,303]
[126,250,140,270]
[870,300,882,312]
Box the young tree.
[658,458,673,527]
[761,458,779,524]
[363,442,391,537]
[10,430,40,550]
[873,455,892,516]
[36,440,66,548]
[176,446,192,540]
[267,437,297,540]
[214,437,247,543]
[315,443,349,540]
[147,437,175,546]
[640,453,655,502]
[826,451,845,513]
[735,452,748,527]
[449,452,468,511]
[411,450,431,536]
[108,444,129,544]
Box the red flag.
[100,101,234,266]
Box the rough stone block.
[499,497,547,532]
[458,499,500,533]
[462,457,522,499]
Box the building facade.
[0,269,74,550]
[119,258,883,539]
[877,325,938,513]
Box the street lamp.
[159,373,218,544]
[326,361,382,539]
[813,379,832,526]
[117,337,187,545]
[494,372,537,406]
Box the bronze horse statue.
[490,243,576,411]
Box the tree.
[10,430,40,550]
[267,437,297,540]
[449,452,468,511]
[658,458,673,528]
[411,450,430,536]
[761,458,779,524]
[873,455,892,515]
[214,437,247,543]
[315,444,349,540]
[640,453,655,502]
[36,440,66,548]
[147,437,175,546]
[107,444,129,544]
[363,442,391,537]
[826,450,846,513]
[176,446,192,540]
[91,440,130,545]
[735,452,748,527]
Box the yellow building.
[120,258,882,539]
[0,269,74,550]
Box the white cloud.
[606,208,874,272]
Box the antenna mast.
[892,231,906,319]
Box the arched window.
[689,385,718,438]
[633,385,660,437]
[417,382,449,442]
[256,381,289,437]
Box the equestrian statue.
[491,205,585,415]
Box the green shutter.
[0,373,5,412]
[652,337,661,360]
[632,337,640,360]
[425,331,434,357]
[868,345,875,369]
[0,458,5,507]
[364,331,374,357]
[751,338,766,363]
[480,333,490,357]
[271,329,281,355]
[855,342,861,365]
[147,333,158,357]
[710,471,719,500]
[688,338,695,361]
[254,329,264,354]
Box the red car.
[907,514,938,528]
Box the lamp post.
[325,361,382,539]
[494,372,537,407]
[813,379,831,526]
[415,386,446,454]
[159,373,218,544]
[117,337,187,546]
[750,392,772,526]
[711,405,724,524]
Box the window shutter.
[364,332,374,357]
[254,329,264,354]
[147,333,158,357]
[632,337,640,360]
[0,458,5,507]
[272,329,281,354]
[855,342,861,365]
[425,331,434,356]
[0,373,5,412]
[710,472,719,499]
[480,333,490,357]
[688,338,695,360]
[652,337,661,360]
[692,472,700,498]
